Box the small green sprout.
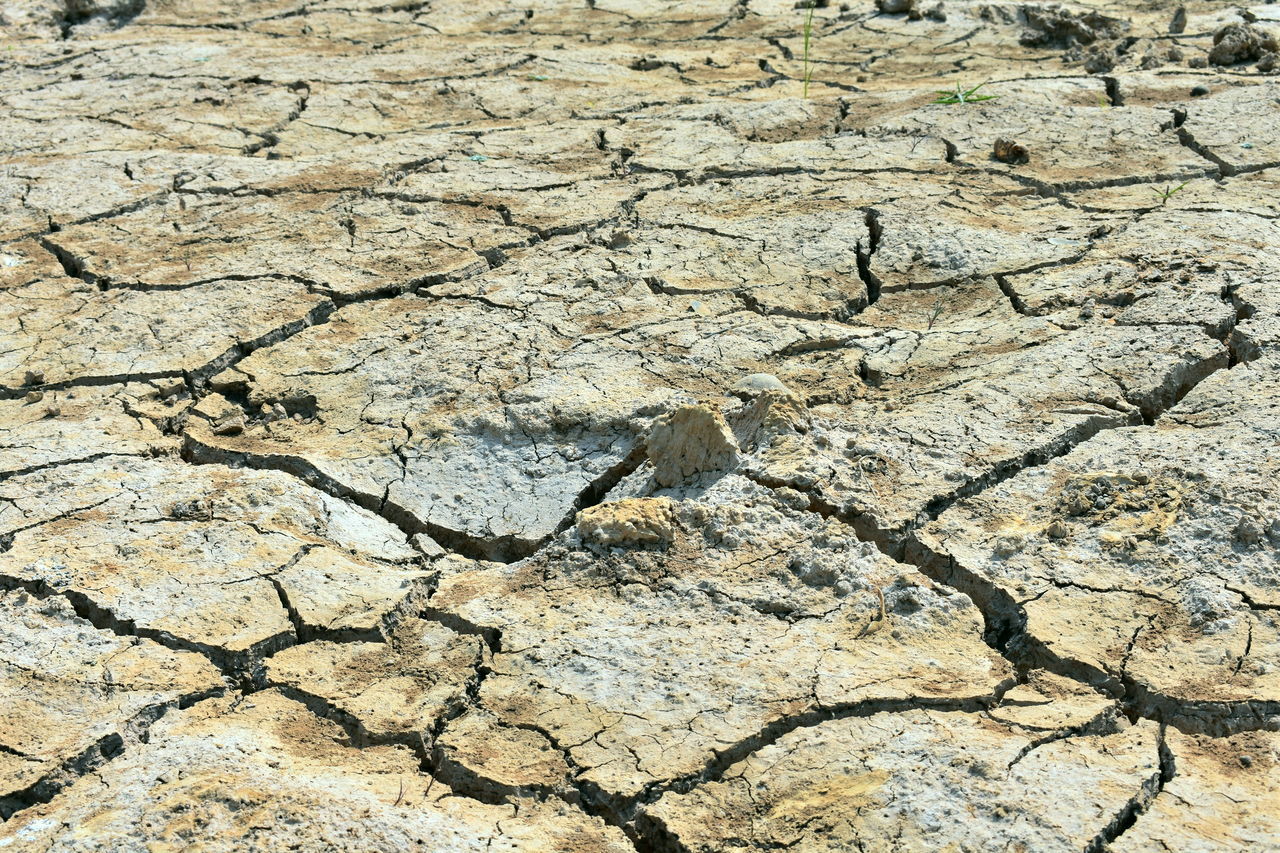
[527,74,550,81]
[933,82,998,105]
[1151,181,1189,204]
[926,294,946,329]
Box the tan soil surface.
[1,0,1278,849]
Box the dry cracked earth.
[1,0,1279,849]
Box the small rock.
[876,0,914,14]
[1020,6,1128,47]
[211,414,245,436]
[1169,6,1187,34]
[24,390,44,404]
[1139,50,1164,70]
[1235,515,1265,545]
[992,535,1025,557]
[1082,47,1117,74]
[1239,754,1253,767]
[732,373,791,396]
[167,498,211,520]
[153,377,186,399]
[1045,520,1070,539]
[192,392,242,426]
[1208,23,1278,66]
[42,405,61,419]
[23,369,44,386]
[773,487,812,511]
[1190,84,1211,97]
[411,532,446,559]
[857,455,885,473]
[993,137,1030,165]
[257,402,288,423]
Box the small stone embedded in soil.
[993,136,1030,164]
[877,0,915,14]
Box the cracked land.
[1,0,1279,849]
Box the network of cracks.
[1,0,1279,849]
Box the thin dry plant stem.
[802,4,815,98]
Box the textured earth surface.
[1,0,1279,850]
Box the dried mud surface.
[1,0,1278,850]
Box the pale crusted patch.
[732,389,810,450]
[1055,470,1184,546]
[646,404,739,487]
[576,497,677,547]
